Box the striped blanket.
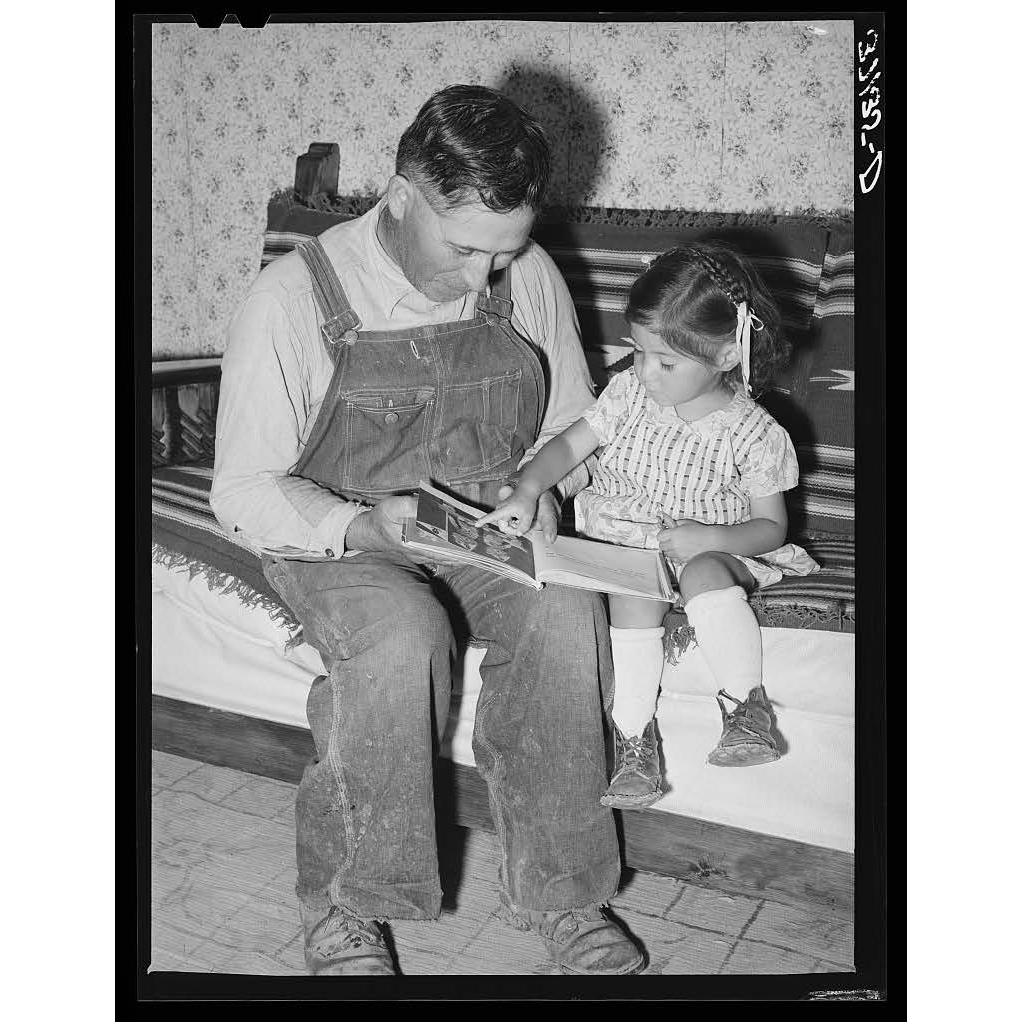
[264,202,826,388]
[152,462,300,636]
[152,461,853,637]
[261,199,853,538]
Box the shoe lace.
[311,906,384,955]
[539,905,606,941]
[497,894,606,940]
[619,730,654,765]
[716,689,772,742]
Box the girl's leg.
[606,595,673,736]
[678,553,780,766]
[602,595,673,809]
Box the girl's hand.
[476,491,541,538]
[531,490,561,544]
[656,516,721,560]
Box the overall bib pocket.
[440,370,522,480]
[339,387,435,495]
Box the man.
[211,85,644,977]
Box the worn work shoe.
[304,904,395,976]
[707,686,781,767]
[600,719,663,809]
[495,890,645,975]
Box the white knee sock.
[683,586,762,692]
[609,625,666,737]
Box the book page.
[411,482,538,581]
[531,534,676,601]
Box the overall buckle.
[321,309,361,345]
[477,294,513,321]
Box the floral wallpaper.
[151,19,853,358]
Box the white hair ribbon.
[734,301,764,395]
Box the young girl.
[476,242,819,810]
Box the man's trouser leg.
[263,553,455,924]
[437,564,622,911]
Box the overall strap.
[294,237,362,351]
[476,265,514,320]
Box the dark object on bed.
[294,142,340,203]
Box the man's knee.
[530,582,605,629]
[304,573,454,663]
[371,585,455,658]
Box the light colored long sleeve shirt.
[211,200,595,558]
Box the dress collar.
[647,386,749,429]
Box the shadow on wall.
[494,64,608,207]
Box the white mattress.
[153,560,854,852]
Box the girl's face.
[628,323,728,410]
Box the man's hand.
[344,495,479,565]
[532,490,561,544]
[656,517,721,561]
[344,496,418,554]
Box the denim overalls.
[264,236,620,925]
[291,235,544,509]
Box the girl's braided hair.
[624,241,790,397]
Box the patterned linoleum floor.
[148,750,853,976]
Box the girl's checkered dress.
[576,369,819,589]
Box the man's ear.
[384,174,414,222]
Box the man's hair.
[395,84,551,213]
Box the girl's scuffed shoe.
[600,719,663,809]
[707,686,781,767]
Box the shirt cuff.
[306,501,371,559]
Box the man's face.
[384,178,536,303]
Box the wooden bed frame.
[152,695,851,917]
[150,144,854,921]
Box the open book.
[401,480,677,602]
